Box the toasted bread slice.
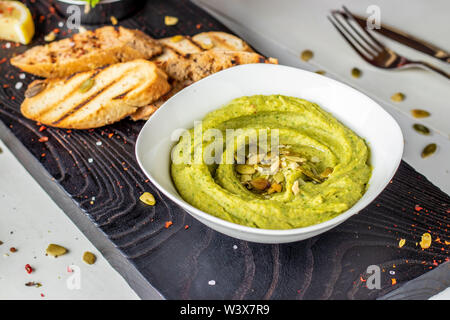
[21,60,171,129]
[156,49,271,82]
[130,80,191,121]
[11,26,162,78]
[192,32,254,52]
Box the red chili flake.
[67,266,73,273]
[2,84,9,88]
[165,221,173,229]
[49,6,55,14]
[25,264,33,274]
[184,225,189,230]
[0,58,6,64]
[11,96,15,100]
[53,28,60,34]
[391,278,397,285]
[415,205,423,211]
[41,153,46,157]
[39,15,45,23]
[9,247,17,253]
[108,133,114,138]
[39,125,47,132]
[40,293,45,298]
[196,23,202,29]
[38,136,49,142]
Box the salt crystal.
[19,73,26,79]
[96,141,102,146]
[88,158,93,163]
[5,42,11,49]
[208,280,216,286]
[15,82,23,90]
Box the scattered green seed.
[236,164,256,175]
[391,92,405,102]
[139,192,156,206]
[78,78,95,93]
[421,143,437,158]
[82,251,96,265]
[46,244,67,257]
[411,109,431,118]
[300,49,313,62]
[413,124,431,135]
[351,67,362,78]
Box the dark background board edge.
[0,121,164,300]
[1,119,446,300]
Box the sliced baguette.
[21,59,171,129]
[11,26,162,78]
[130,80,191,121]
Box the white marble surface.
[0,138,138,300]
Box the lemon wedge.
[0,0,35,44]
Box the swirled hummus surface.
[171,95,372,229]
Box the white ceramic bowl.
[136,64,403,244]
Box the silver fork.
[328,6,449,79]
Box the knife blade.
[351,13,450,63]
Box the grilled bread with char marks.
[131,32,276,121]
[11,26,162,78]
[21,60,170,129]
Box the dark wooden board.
[0,0,448,300]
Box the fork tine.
[329,12,374,60]
[342,6,385,51]
[327,15,373,64]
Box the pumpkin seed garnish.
[421,143,437,158]
[236,164,256,175]
[82,251,96,265]
[351,67,362,78]
[320,167,334,178]
[25,81,47,98]
[46,244,67,257]
[391,92,405,102]
[300,49,313,62]
[250,177,270,191]
[411,109,431,118]
[412,124,431,135]
[79,78,95,93]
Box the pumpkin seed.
[421,143,437,158]
[25,81,47,98]
[320,167,334,178]
[79,78,95,93]
[250,177,270,191]
[411,109,431,118]
[300,49,313,62]
[236,164,256,175]
[351,67,362,78]
[82,251,96,265]
[412,124,430,135]
[390,92,405,102]
[273,171,285,183]
[46,244,67,257]
[140,192,156,206]
[164,15,178,26]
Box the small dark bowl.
[54,0,141,25]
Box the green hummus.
[171,95,372,229]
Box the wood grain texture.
[0,0,448,300]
